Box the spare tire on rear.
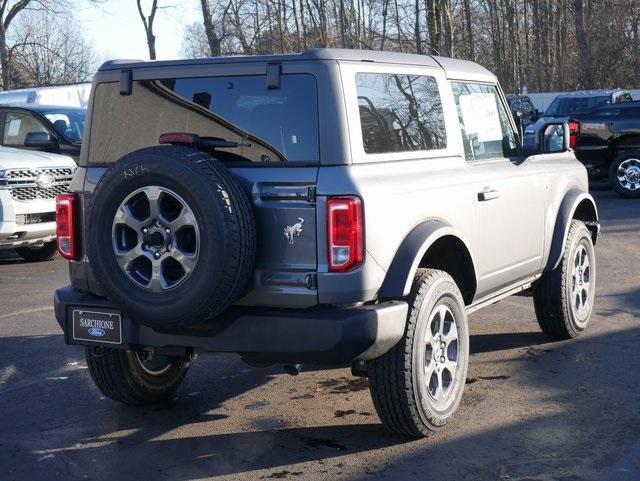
[88,145,255,330]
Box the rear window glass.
[161,75,318,162]
[86,74,318,165]
[355,73,446,154]
[545,96,610,116]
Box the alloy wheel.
[617,158,640,192]
[112,186,199,291]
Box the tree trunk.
[426,0,441,55]
[414,0,422,54]
[463,0,473,60]
[573,0,591,88]
[0,25,9,90]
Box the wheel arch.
[546,190,599,271]
[379,220,477,305]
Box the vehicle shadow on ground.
[3,324,640,480]
[0,249,30,265]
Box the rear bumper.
[54,286,408,364]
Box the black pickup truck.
[523,90,640,197]
[567,101,640,197]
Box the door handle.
[478,189,500,201]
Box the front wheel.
[533,220,596,340]
[368,269,469,437]
[85,347,190,405]
[15,241,57,262]
[609,153,640,198]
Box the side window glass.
[355,72,446,154]
[451,82,519,162]
[3,112,48,146]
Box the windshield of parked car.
[42,109,86,143]
[545,96,610,116]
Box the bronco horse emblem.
[283,218,304,245]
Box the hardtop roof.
[98,48,496,82]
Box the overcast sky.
[75,0,202,64]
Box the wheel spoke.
[443,325,458,342]
[444,359,458,375]
[168,209,196,231]
[148,260,167,292]
[114,206,144,231]
[434,370,444,400]
[144,186,162,220]
[437,305,446,335]
[425,359,436,379]
[114,245,145,270]
[169,248,197,274]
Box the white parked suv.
[0,146,75,261]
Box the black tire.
[368,269,469,437]
[533,220,596,340]
[608,153,640,198]
[87,145,255,330]
[15,241,58,262]
[85,347,189,405]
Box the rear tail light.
[56,193,77,260]
[568,119,580,149]
[327,196,363,272]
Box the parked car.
[53,49,599,437]
[506,94,540,130]
[0,104,86,160]
[0,146,75,260]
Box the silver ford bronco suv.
[54,49,599,437]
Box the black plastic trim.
[54,286,407,364]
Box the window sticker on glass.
[459,93,502,142]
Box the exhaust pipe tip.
[283,364,303,376]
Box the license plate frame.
[72,309,122,345]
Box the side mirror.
[531,109,539,121]
[24,131,56,149]
[539,122,570,153]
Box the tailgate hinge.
[306,186,316,203]
[304,273,317,290]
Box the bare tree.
[136,0,158,60]
[9,11,96,87]
[0,0,75,89]
[179,0,640,93]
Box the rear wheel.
[533,220,596,340]
[15,241,57,262]
[368,269,469,437]
[85,347,190,405]
[609,153,640,198]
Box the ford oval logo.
[88,327,106,337]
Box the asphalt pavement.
[1,187,639,481]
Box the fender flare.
[378,220,477,300]
[546,190,599,270]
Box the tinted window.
[2,111,48,146]
[355,73,446,154]
[545,96,610,116]
[42,110,85,143]
[451,82,519,162]
[161,75,318,162]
